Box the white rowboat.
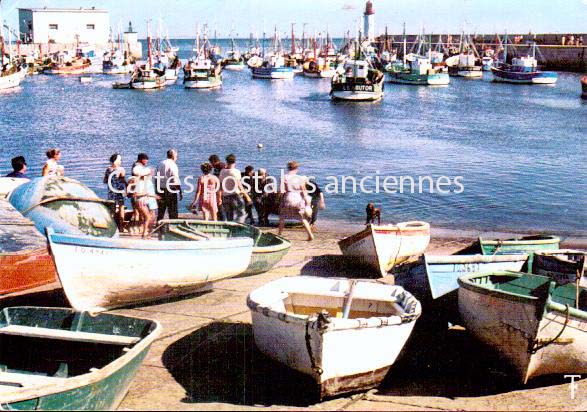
[247,276,421,398]
[47,228,253,312]
[338,222,431,276]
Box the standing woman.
[278,161,314,241]
[103,154,127,231]
[127,174,157,239]
[191,162,221,221]
[41,148,64,176]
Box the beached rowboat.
[247,276,421,398]
[47,227,254,312]
[8,177,118,237]
[0,198,56,296]
[338,222,430,276]
[458,271,587,383]
[0,306,161,409]
[158,219,291,275]
[533,250,587,287]
[479,235,561,256]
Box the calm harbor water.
[0,39,585,236]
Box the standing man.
[156,149,182,221]
[219,154,251,223]
[5,156,28,178]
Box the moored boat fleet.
[0,173,585,405]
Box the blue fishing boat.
[8,177,117,237]
[491,39,557,84]
[251,64,294,79]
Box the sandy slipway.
[4,220,586,411]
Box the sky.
[2,0,587,38]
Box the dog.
[365,203,381,225]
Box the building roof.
[19,8,108,14]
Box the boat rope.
[529,304,570,354]
[305,312,330,376]
[21,196,113,216]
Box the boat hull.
[491,68,558,84]
[47,229,254,312]
[0,198,57,296]
[456,69,483,78]
[0,68,25,90]
[247,277,421,398]
[251,67,294,79]
[184,77,222,89]
[130,79,166,89]
[224,63,244,71]
[338,222,430,276]
[388,72,450,85]
[158,219,291,275]
[330,90,382,101]
[103,65,133,75]
[459,272,587,383]
[0,307,161,410]
[532,250,587,287]
[479,235,561,256]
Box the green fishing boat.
[479,235,561,256]
[0,306,161,410]
[158,219,291,275]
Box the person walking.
[5,156,28,178]
[278,161,314,241]
[191,162,221,221]
[219,154,251,223]
[156,149,182,221]
[252,168,269,226]
[41,148,64,176]
[131,153,158,235]
[104,154,127,232]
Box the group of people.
[561,35,584,46]
[4,149,326,241]
[103,151,325,241]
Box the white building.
[18,8,109,45]
[363,1,375,42]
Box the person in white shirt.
[219,154,251,223]
[41,148,64,177]
[155,149,182,221]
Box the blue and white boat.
[46,227,254,312]
[251,55,294,79]
[491,41,557,84]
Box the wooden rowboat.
[338,222,431,277]
[0,199,56,296]
[47,227,254,312]
[247,276,421,399]
[158,219,291,275]
[479,235,560,256]
[533,250,587,287]
[9,177,118,238]
[0,306,161,409]
[458,271,587,383]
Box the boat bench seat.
[0,371,67,391]
[0,325,140,346]
[496,276,551,296]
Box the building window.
[86,24,95,30]
[49,24,58,30]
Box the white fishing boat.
[247,276,421,398]
[128,24,166,90]
[251,27,294,80]
[338,222,431,276]
[0,63,25,90]
[330,59,384,101]
[459,271,587,383]
[183,27,223,89]
[46,228,254,312]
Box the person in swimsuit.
[191,162,221,221]
[278,161,314,241]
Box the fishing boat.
[247,276,421,398]
[224,34,245,70]
[458,271,587,383]
[492,39,557,84]
[8,176,118,237]
[47,227,254,312]
[44,50,91,75]
[338,222,430,276]
[158,219,290,275]
[251,27,295,80]
[533,250,586,287]
[103,49,133,74]
[582,76,587,99]
[415,253,528,300]
[387,55,449,85]
[128,23,166,90]
[0,60,25,90]
[0,198,56,296]
[330,58,384,101]
[184,27,223,89]
[0,306,161,409]
[448,53,483,78]
[303,57,337,78]
[479,235,561,255]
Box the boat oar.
[342,280,357,319]
[576,256,585,310]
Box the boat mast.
[291,23,295,55]
[147,20,152,67]
[402,22,406,65]
[503,30,508,64]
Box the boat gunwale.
[478,235,561,247]
[0,306,162,405]
[247,277,421,331]
[424,253,529,265]
[457,271,544,303]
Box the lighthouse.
[363,0,375,42]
